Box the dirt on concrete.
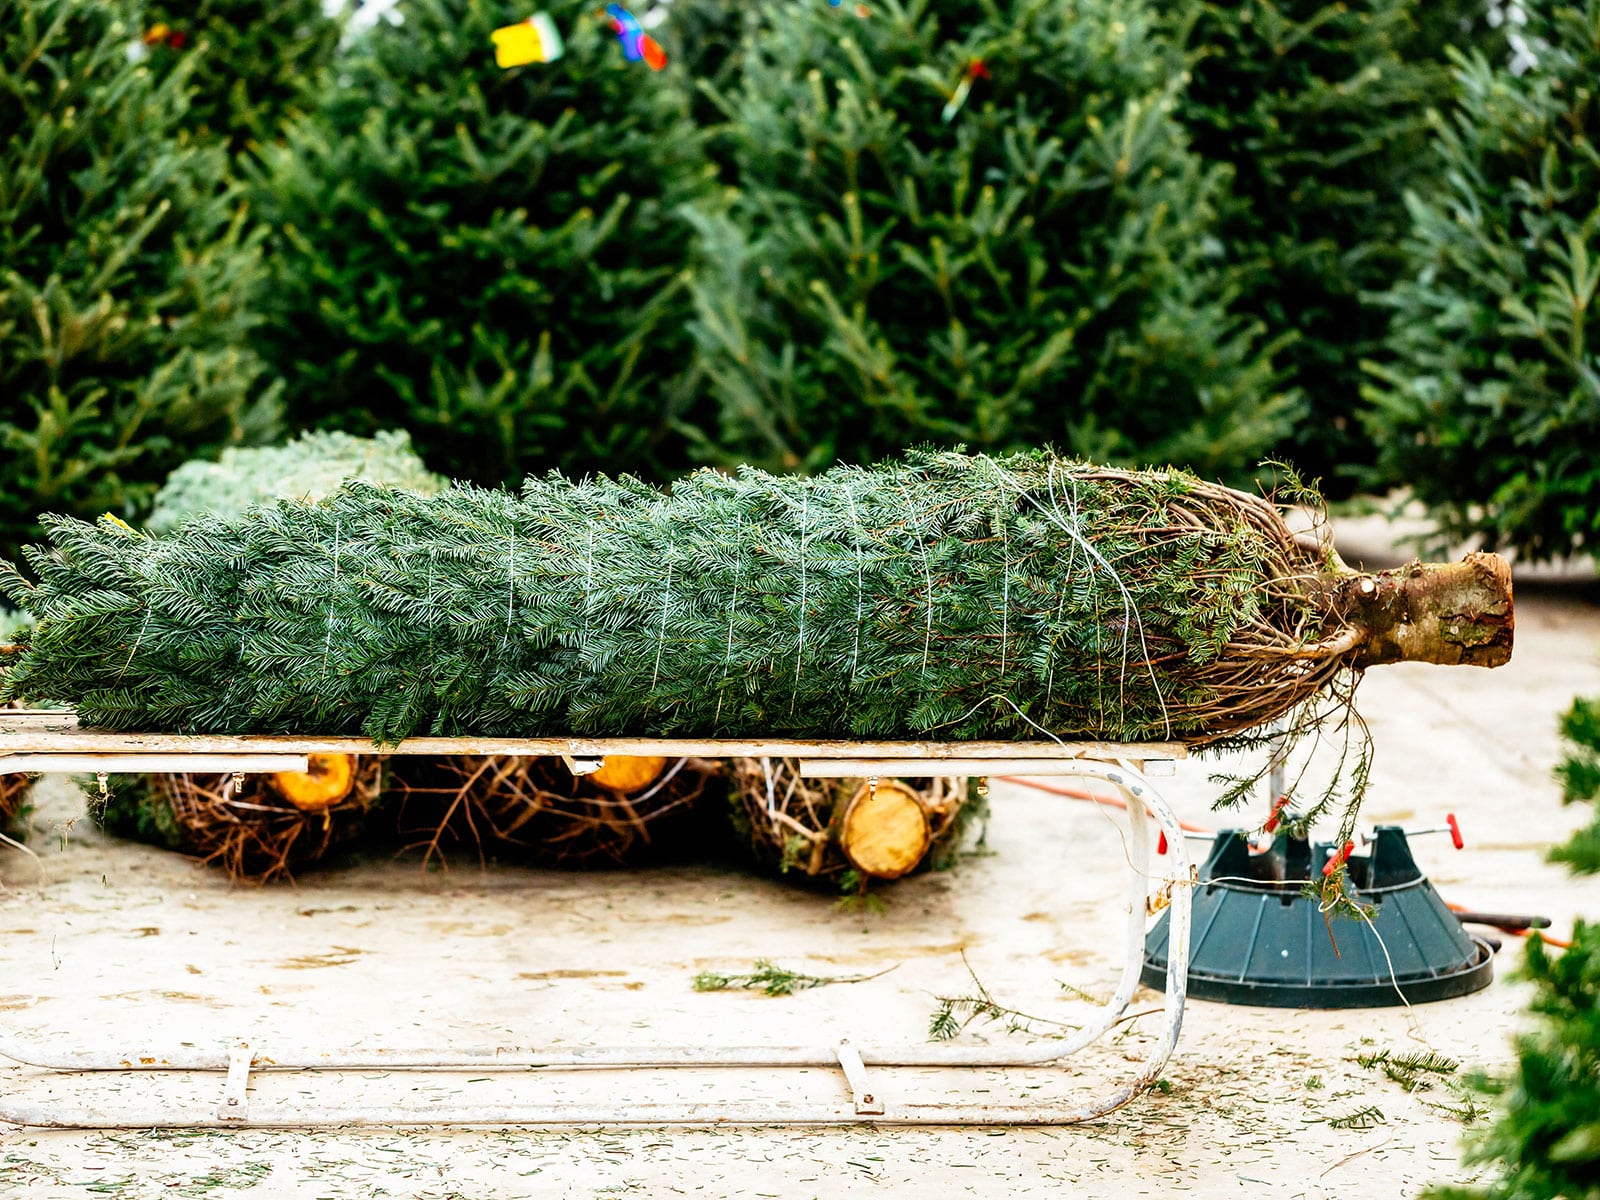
[3,566,1599,1199]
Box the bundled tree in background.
[133,0,343,153]
[1364,0,1600,564]
[687,0,1297,479]
[147,429,442,533]
[251,0,717,487]
[0,0,281,565]
[1171,0,1498,495]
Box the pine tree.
[1426,923,1600,1200]
[1553,695,1600,874]
[250,0,717,488]
[686,0,1297,479]
[0,0,282,565]
[0,449,1513,750]
[1171,0,1488,495]
[1364,0,1600,563]
[134,0,343,153]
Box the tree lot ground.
[2,525,1599,1198]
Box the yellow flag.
[492,13,564,68]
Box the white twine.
[320,519,341,682]
[713,514,743,731]
[791,485,809,714]
[897,481,935,679]
[651,553,673,692]
[845,479,865,692]
[501,526,517,652]
[981,455,1172,739]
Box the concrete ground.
[3,534,1600,1198]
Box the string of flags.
[486,3,984,126]
[491,7,667,72]
[605,4,668,70]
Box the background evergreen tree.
[1427,685,1600,1198]
[251,0,717,488]
[0,0,281,565]
[1364,0,1600,563]
[1171,0,1491,495]
[686,0,1297,478]
[1553,695,1600,874]
[136,0,344,154]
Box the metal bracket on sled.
[834,1040,884,1117]
[560,754,604,777]
[217,1041,252,1122]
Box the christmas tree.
[0,0,282,564]
[1553,695,1600,874]
[1364,0,1600,563]
[251,0,717,488]
[134,0,343,153]
[0,449,1512,750]
[1427,923,1600,1200]
[686,0,1297,478]
[1172,0,1487,494]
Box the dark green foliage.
[0,0,282,564]
[251,0,717,487]
[139,0,342,152]
[688,0,1296,478]
[0,449,1336,746]
[1427,923,1600,1200]
[1172,0,1469,494]
[1553,695,1600,874]
[1365,0,1600,563]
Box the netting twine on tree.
[0,449,1509,754]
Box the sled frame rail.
[0,712,1194,1129]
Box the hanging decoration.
[603,4,667,70]
[491,12,565,68]
[941,59,989,123]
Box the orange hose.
[996,775,1215,834]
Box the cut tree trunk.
[1343,552,1514,669]
[837,778,932,880]
[270,752,358,811]
[587,755,669,793]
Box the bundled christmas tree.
[1171,0,1491,493]
[147,429,443,533]
[251,0,716,487]
[0,0,282,565]
[1365,0,1600,563]
[0,450,1513,755]
[726,758,973,887]
[389,754,721,868]
[94,755,386,882]
[133,0,343,152]
[687,0,1295,478]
